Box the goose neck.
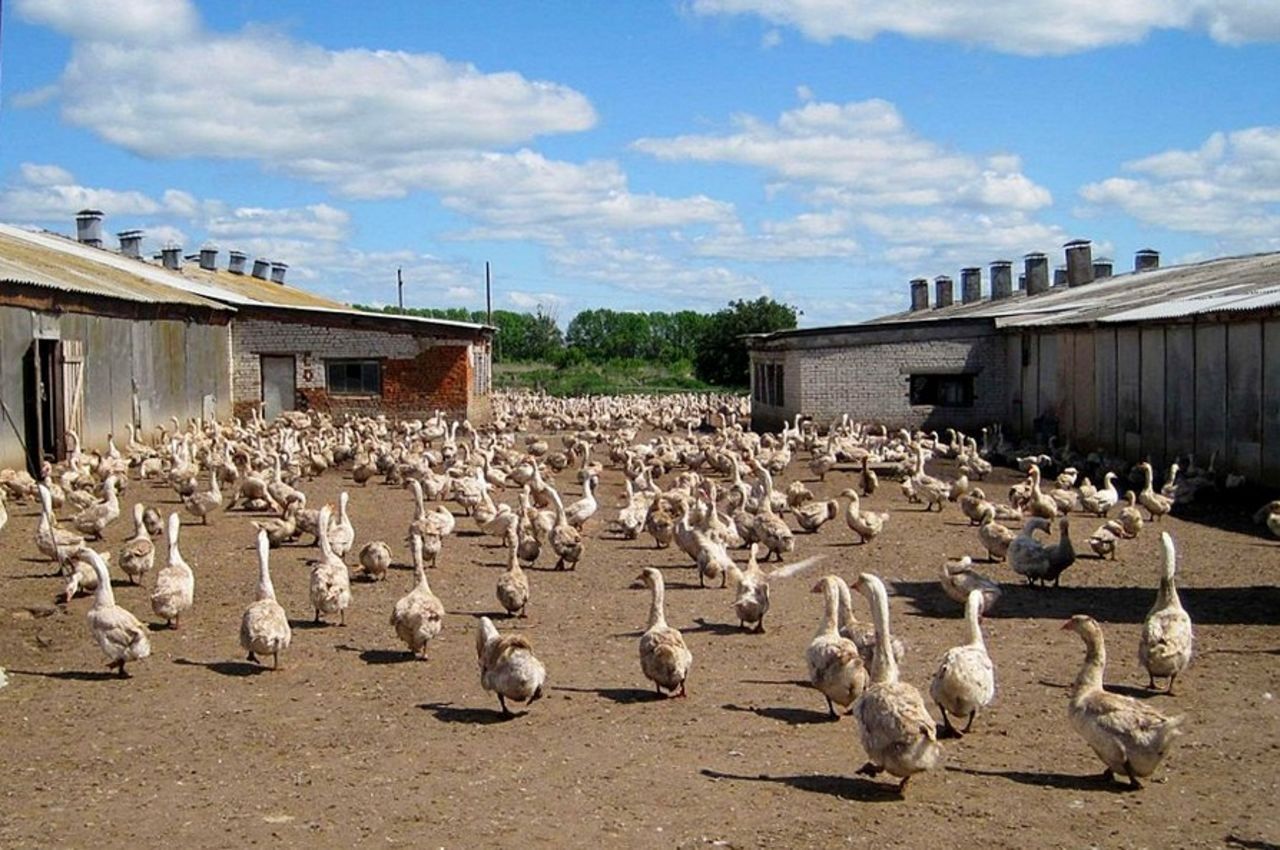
[1072,628,1106,695]
[647,578,667,630]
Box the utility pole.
[485,261,492,325]
[397,267,404,310]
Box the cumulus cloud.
[15,0,199,45]
[690,0,1280,55]
[548,239,768,305]
[1078,126,1280,250]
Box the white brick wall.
[231,317,471,402]
[751,332,1009,431]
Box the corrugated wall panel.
[1140,327,1166,465]
[1194,324,1227,468]
[1226,320,1262,478]
[1055,331,1075,437]
[131,322,155,437]
[1072,331,1096,448]
[155,321,188,431]
[1164,326,1196,462]
[70,314,114,451]
[0,307,32,470]
[1020,335,1037,434]
[1005,335,1022,429]
[1116,328,1142,460]
[105,317,135,442]
[1094,329,1117,454]
[1037,333,1058,431]
[1264,319,1280,484]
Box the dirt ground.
[1,441,1278,850]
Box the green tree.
[693,297,798,387]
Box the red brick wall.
[292,346,472,420]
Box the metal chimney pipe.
[228,250,247,275]
[75,209,104,247]
[1053,266,1068,287]
[198,246,218,271]
[269,261,288,284]
[934,275,954,308]
[1024,252,1049,296]
[960,267,982,304]
[990,260,1012,300]
[117,230,143,260]
[1064,239,1094,287]
[1135,249,1160,272]
[161,245,182,270]
[251,258,271,280]
[1092,258,1113,279]
[909,277,929,312]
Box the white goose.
[327,491,355,558]
[391,533,445,659]
[239,528,292,669]
[1139,532,1194,694]
[150,513,195,629]
[118,502,156,586]
[80,547,150,677]
[850,572,943,793]
[309,504,352,626]
[636,567,692,698]
[929,589,995,736]
[476,616,546,717]
[807,575,868,718]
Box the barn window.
[326,359,382,395]
[909,374,975,407]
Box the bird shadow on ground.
[7,667,125,682]
[173,657,270,677]
[417,702,513,724]
[287,618,331,631]
[740,677,812,689]
[946,765,1133,793]
[1225,836,1280,850]
[686,617,749,636]
[891,579,1280,626]
[552,684,666,704]
[1036,678,1166,699]
[334,644,416,665]
[700,768,901,803]
[721,703,834,726]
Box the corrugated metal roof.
[0,224,232,310]
[0,223,490,334]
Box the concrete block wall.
[231,317,479,422]
[796,334,1008,431]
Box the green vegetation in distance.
[356,296,798,388]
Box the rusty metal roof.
[0,224,232,310]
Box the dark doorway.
[23,339,64,475]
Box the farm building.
[0,214,494,471]
[747,241,1280,486]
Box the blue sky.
[1,0,1278,328]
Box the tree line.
[356,297,797,387]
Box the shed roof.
[0,223,232,311]
[0,223,491,336]
[750,250,1280,346]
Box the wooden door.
[260,355,296,421]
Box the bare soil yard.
[1,447,1278,849]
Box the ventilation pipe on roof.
[990,260,1013,300]
[1053,266,1068,287]
[909,277,929,311]
[1092,258,1113,279]
[198,246,218,271]
[251,258,270,280]
[1024,252,1049,296]
[1135,249,1160,272]
[75,210,104,248]
[117,230,143,260]
[1064,239,1094,287]
[228,250,247,275]
[934,275,954,308]
[160,244,182,270]
[960,267,982,304]
[269,261,288,284]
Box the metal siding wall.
[213,326,233,420]
[1072,331,1096,448]
[131,323,156,436]
[70,314,114,450]
[0,307,32,469]
[1005,335,1022,428]
[105,317,135,442]
[156,321,188,430]
[1164,326,1196,461]
[1140,327,1166,465]
[1094,329,1118,454]
[1226,320,1262,478]
[1194,324,1227,467]
[1263,319,1280,484]
[1116,328,1142,461]
[1037,333,1057,426]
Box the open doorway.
[260,355,296,421]
[22,338,64,475]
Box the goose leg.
[1166,673,1177,696]
[962,710,976,733]
[499,694,512,717]
[937,708,961,738]
[897,775,912,793]
[247,651,258,664]
[272,652,280,669]
[856,762,881,777]
[754,618,766,634]
[1123,762,1142,790]
[675,681,688,698]
[314,609,321,624]
[825,696,837,719]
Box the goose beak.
[1059,619,1074,631]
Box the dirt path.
[2,448,1278,849]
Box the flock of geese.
[1,390,1261,794]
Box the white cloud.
[634,99,1051,212]
[0,166,165,220]
[690,0,1280,55]
[691,212,861,260]
[548,239,768,305]
[1078,126,1280,249]
[204,204,351,243]
[15,0,199,45]
[18,163,74,186]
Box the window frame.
[908,373,975,408]
[325,358,383,397]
